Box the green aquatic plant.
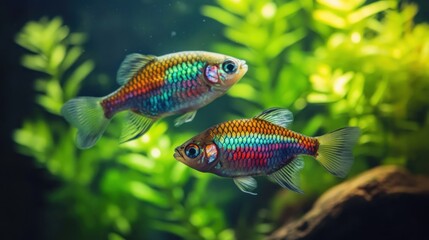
[307,1,429,171]
[14,17,234,240]
[203,0,429,237]
[202,0,308,113]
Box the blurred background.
[2,0,429,239]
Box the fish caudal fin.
[315,127,361,178]
[61,97,110,149]
[119,111,155,143]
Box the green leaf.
[317,0,365,11]
[64,60,94,99]
[21,54,48,73]
[225,27,268,48]
[36,95,63,114]
[227,82,258,102]
[68,32,87,45]
[49,44,66,70]
[118,153,156,173]
[170,162,190,186]
[127,181,169,208]
[276,1,301,19]
[265,28,306,58]
[151,221,191,239]
[217,0,249,16]
[347,1,397,25]
[202,5,244,28]
[61,46,83,72]
[313,9,347,29]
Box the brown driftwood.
[268,166,429,240]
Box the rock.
[268,166,429,240]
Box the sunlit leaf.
[50,44,66,70]
[275,1,301,19]
[227,82,257,102]
[307,93,339,103]
[313,9,347,29]
[347,1,397,25]
[317,0,365,12]
[217,0,249,16]
[347,73,364,108]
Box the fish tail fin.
[315,127,361,178]
[61,97,110,149]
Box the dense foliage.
[14,0,429,239]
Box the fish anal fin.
[254,108,293,128]
[174,111,197,126]
[233,176,258,195]
[116,53,156,85]
[267,156,304,193]
[120,111,155,143]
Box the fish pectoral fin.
[116,53,156,85]
[267,156,305,194]
[254,108,294,128]
[233,176,258,195]
[174,111,197,126]
[120,111,155,143]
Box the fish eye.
[185,143,200,159]
[222,60,237,74]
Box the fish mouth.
[173,148,185,163]
[240,60,248,71]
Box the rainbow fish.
[61,51,248,149]
[174,108,360,195]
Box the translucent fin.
[61,97,110,149]
[233,176,257,195]
[315,127,361,178]
[267,156,304,193]
[254,108,293,128]
[120,111,155,143]
[174,111,197,126]
[116,53,156,85]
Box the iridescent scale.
[210,118,319,177]
[100,53,209,118]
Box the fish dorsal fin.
[233,176,257,195]
[120,111,155,143]
[116,53,156,85]
[267,156,304,193]
[254,108,293,128]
